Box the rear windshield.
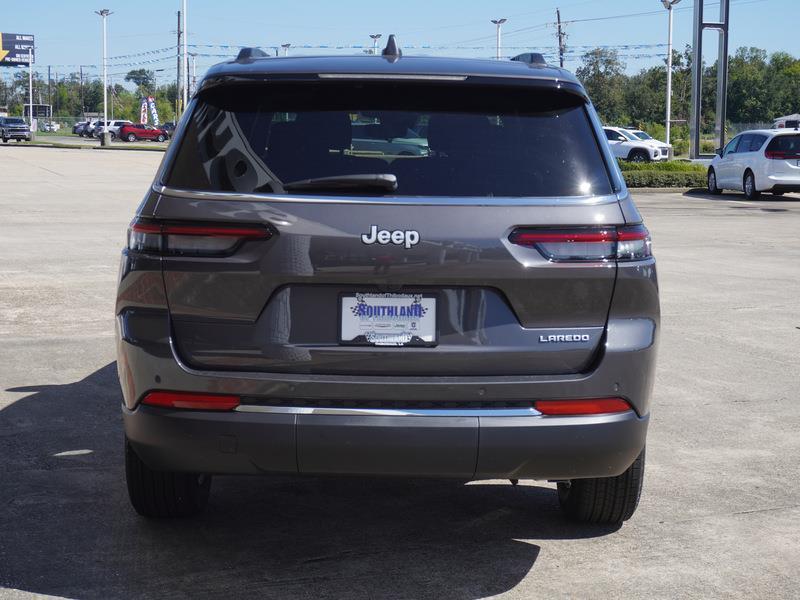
[165,82,612,197]
[767,135,800,155]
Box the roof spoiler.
[510,52,547,66]
[235,47,269,63]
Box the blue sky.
[0,0,795,85]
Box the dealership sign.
[0,33,35,66]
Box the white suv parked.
[626,129,671,160]
[603,127,665,162]
[708,129,800,199]
[94,120,133,139]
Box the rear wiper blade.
[283,174,398,194]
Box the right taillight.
[509,225,651,262]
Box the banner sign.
[139,97,148,124]
[139,97,160,126]
[0,33,35,66]
[147,96,160,126]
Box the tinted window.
[166,82,612,197]
[604,129,622,141]
[723,136,740,156]
[767,134,800,156]
[749,134,767,151]
[736,134,753,153]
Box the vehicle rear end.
[762,132,800,193]
[117,57,659,523]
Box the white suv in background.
[627,129,671,160]
[707,129,800,199]
[94,120,133,140]
[603,127,665,162]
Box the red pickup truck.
[119,123,169,142]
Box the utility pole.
[491,19,507,60]
[661,0,682,147]
[182,0,188,110]
[79,66,85,115]
[47,65,51,111]
[556,9,567,68]
[176,10,182,117]
[369,34,382,55]
[95,9,112,146]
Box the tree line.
[576,45,800,153]
[1,45,797,146]
[0,68,180,124]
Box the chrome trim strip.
[152,184,620,207]
[318,73,467,81]
[235,405,543,417]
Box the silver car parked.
[117,42,659,524]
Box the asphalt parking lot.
[1,146,798,599]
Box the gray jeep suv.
[117,40,659,524]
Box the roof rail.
[510,52,547,67]
[235,47,269,63]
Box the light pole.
[491,19,507,60]
[369,34,382,55]
[281,43,291,57]
[95,9,112,146]
[188,53,197,95]
[153,68,165,98]
[661,0,681,147]
[28,48,34,137]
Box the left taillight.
[141,391,240,411]
[128,220,272,256]
[509,225,651,262]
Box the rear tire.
[157,134,165,142]
[707,168,722,194]
[628,149,650,163]
[743,171,761,200]
[557,449,645,524]
[125,437,211,518]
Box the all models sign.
[0,33,35,66]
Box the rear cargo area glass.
[166,82,612,197]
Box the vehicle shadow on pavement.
[685,189,800,202]
[1,363,620,600]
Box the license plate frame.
[339,292,438,347]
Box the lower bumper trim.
[124,404,648,480]
[236,405,543,417]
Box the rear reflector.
[534,397,632,416]
[129,220,272,256]
[141,391,240,411]
[509,225,651,262]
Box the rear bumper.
[124,403,648,480]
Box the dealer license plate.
[340,293,437,346]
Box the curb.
[628,187,694,193]
[3,141,166,152]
